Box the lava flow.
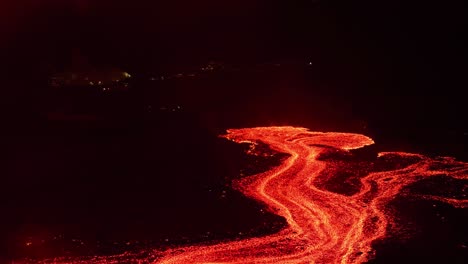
[35,126,468,264]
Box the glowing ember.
[34,126,467,264]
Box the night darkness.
[1,1,467,263]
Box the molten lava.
[36,127,468,264]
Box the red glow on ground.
[35,126,468,264]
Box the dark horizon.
[3,0,466,133]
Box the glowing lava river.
[36,127,467,264]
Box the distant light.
[89,81,94,85]
[309,62,313,65]
[123,72,131,78]
[98,81,102,85]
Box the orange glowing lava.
[35,126,468,264]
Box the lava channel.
[35,126,468,264]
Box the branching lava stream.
[36,126,468,264]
